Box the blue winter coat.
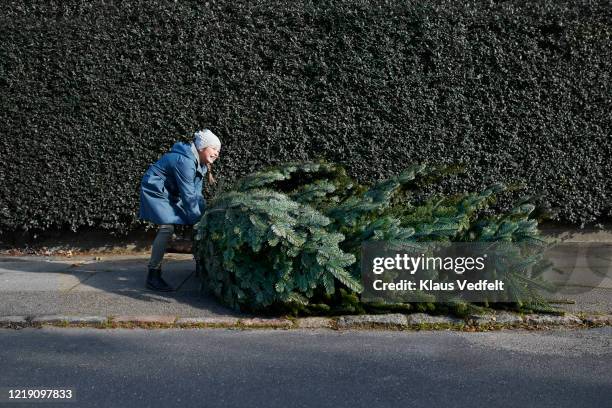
[139,142,207,225]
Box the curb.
[1,312,611,331]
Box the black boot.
[146,267,174,292]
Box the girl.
[139,129,221,291]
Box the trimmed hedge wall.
[0,0,610,235]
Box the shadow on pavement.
[0,255,244,318]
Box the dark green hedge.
[1,0,610,236]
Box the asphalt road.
[0,327,610,408]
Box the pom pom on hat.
[194,129,221,150]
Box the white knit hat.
[193,129,221,151]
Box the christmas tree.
[193,161,552,314]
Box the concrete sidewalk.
[0,253,244,318]
[0,242,611,322]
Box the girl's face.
[199,146,220,165]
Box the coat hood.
[170,142,196,161]
[169,141,207,174]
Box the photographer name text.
[372,279,504,291]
